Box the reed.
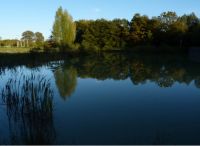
[1,73,56,144]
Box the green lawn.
[0,47,31,54]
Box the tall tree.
[35,32,45,48]
[179,13,199,28]
[168,20,188,46]
[77,19,130,51]
[158,11,178,25]
[52,7,76,51]
[179,13,200,46]
[129,14,152,46]
[75,20,92,45]
[158,11,178,33]
[21,31,35,47]
[112,19,130,48]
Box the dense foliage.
[75,19,129,51]
[75,12,200,52]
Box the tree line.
[0,31,44,48]
[49,7,200,52]
[74,12,200,52]
[1,7,200,52]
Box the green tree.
[52,7,76,51]
[179,13,200,46]
[34,32,45,48]
[179,13,199,28]
[158,11,178,26]
[155,12,182,46]
[112,19,130,48]
[77,19,130,51]
[168,20,188,46]
[75,20,92,45]
[129,14,152,46]
[21,31,35,47]
[148,18,162,45]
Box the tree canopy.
[74,11,200,52]
[35,32,45,48]
[52,7,76,51]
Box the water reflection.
[54,66,77,100]
[0,53,200,144]
[1,53,200,91]
[1,73,56,144]
[56,53,200,91]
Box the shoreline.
[0,46,198,54]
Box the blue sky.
[0,0,200,39]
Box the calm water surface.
[0,53,200,144]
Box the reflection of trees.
[54,66,77,100]
[75,54,129,80]
[157,76,174,88]
[62,53,200,89]
[127,55,193,87]
[1,74,56,145]
[155,68,174,88]
[2,53,200,90]
[130,61,152,85]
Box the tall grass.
[1,73,56,144]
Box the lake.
[0,53,200,145]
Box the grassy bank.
[0,47,31,54]
[0,46,192,54]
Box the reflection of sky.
[0,65,55,143]
[55,77,200,144]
